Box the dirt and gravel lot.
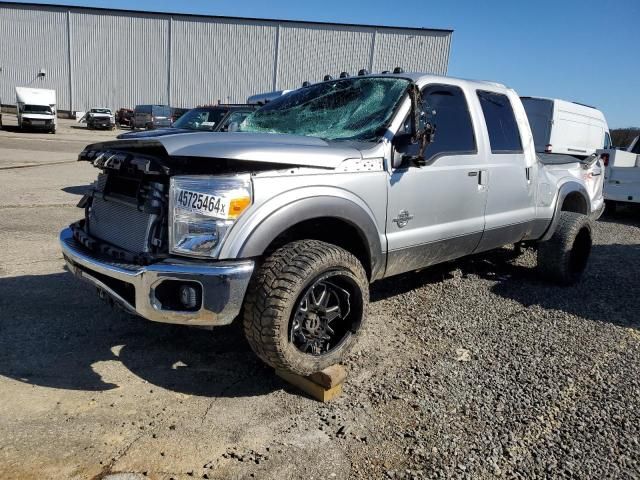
[1,115,639,480]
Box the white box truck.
[521,97,611,157]
[15,87,57,133]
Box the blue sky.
[9,0,640,127]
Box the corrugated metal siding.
[170,17,277,107]
[0,4,451,112]
[372,29,451,75]
[0,5,70,110]
[276,23,374,90]
[69,10,169,112]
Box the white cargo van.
[521,97,610,157]
[15,87,57,133]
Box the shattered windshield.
[239,77,411,141]
[90,108,111,114]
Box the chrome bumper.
[60,228,254,326]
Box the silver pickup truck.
[60,73,601,375]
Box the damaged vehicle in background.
[84,108,115,130]
[115,108,134,129]
[60,72,602,375]
[117,104,257,139]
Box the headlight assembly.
[169,175,252,258]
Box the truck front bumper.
[60,228,254,326]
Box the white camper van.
[15,87,57,133]
[521,97,610,157]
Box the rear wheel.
[243,240,369,375]
[537,212,593,285]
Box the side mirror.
[227,121,240,132]
[391,117,436,168]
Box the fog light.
[180,285,198,309]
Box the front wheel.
[537,211,593,285]
[243,240,369,376]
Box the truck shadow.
[458,244,640,330]
[0,125,52,134]
[372,242,639,331]
[0,272,277,397]
[600,206,640,227]
[61,185,91,196]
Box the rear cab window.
[477,90,523,153]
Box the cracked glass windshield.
[239,77,410,141]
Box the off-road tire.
[243,240,369,376]
[537,211,593,285]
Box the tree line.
[611,128,640,149]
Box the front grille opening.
[106,174,141,198]
[75,263,136,307]
[154,280,202,312]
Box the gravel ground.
[0,124,639,479]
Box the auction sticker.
[175,188,230,219]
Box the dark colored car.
[115,108,134,128]
[132,104,172,130]
[170,107,189,123]
[118,105,257,139]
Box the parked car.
[61,73,602,375]
[132,104,172,130]
[521,97,611,157]
[85,108,115,130]
[115,108,134,129]
[117,104,257,139]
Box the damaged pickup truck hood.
[87,132,364,170]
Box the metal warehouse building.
[0,2,452,113]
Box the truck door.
[385,83,488,277]
[474,90,535,253]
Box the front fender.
[219,187,386,281]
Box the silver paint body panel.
[69,74,602,291]
[217,75,599,280]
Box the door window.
[419,85,476,160]
[477,91,523,153]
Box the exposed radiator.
[88,197,154,254]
